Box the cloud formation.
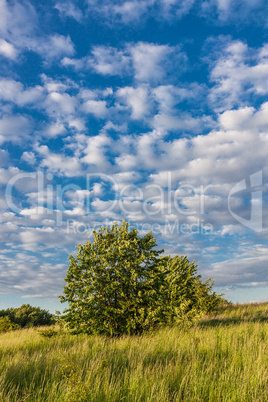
[0,0,267,307]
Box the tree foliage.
[60,221,222,336]
[0,304,55,328]
[0,316,19,333]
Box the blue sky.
[0,0,268,312]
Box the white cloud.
[218,106,254,130]
[62,42,187,85]
[37,34,75,62]
[152,113,202,132]
[110,100,268,229]
[55,1,83,22]
[62,45,132,76]
[68,119,86,132]
[44,91,77,118]
[88,46,131,75]
[37,145,82,177]
[20,206,50,220]
[219,102,268,131]
[0,148,9,166]
[0,78,43,106]
[0,5,267,302]
[116,86,152,120]
[82,100,109,118]
[81,134,111,168]
[1,92,267,291]
[152,84,203,113]
[202,0,266,22]
[160,0,195,18]
[41,74,75,93]
[209,40,268,110]
[61,56,85,70]
[0,251,67,298]
[0,115,32,145]
[0,0,75,62]
[131,42,183,83]
[0,78,21,102]
[45,122,66,138]
[0,0,37,47]
[206,250,268,287]
[0,39,17,60]
[61,46,131,75]
[85,0,196,23]
[21,151,36,165]
[84,0,266,26]
[110,0,154,23]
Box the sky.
[0,0,268,313]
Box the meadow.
[0,302,267,402]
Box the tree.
[0,304,55,328]
[60,221,222,336]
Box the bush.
[0,304,55,328]
[60,221,223,336]
[0,316,19,333]
[38,328,58,337]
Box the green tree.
[60,221,221,336]
[0,304,55,328]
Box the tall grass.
[0,303,267,401]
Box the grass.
[0,303,268,401]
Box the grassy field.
[0,303,268,401]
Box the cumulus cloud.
[21,151,37,165]
[62,42,187,85]
[0,2,267,302]
[0,115,32,145]
[0,78,44,106]
[81,100,109,118]
[208,40,268,110]
[205,249,268,287]
[84,0,265,25]
[131,42,187,84]
[81,134,112,169]
[85,0,196,23]
[2,94,267,291]
[152,113,202,132]
[37,145,82,177]
[152,84,203,113]
[63,46,131,75]
[0,39,17,60]
[116,86,152,120]
[0,0,37,46]
[55,1,83,22]
[89,46,131,75]
[202,0,266,23]
[0,0,75,62]
[106,0,154,23]
[0,251,67,298]
[37,34,75,62]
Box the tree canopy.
[0,304,55,328]
[60,221,222,336]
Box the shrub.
[0,316,19,333]
[38,328,58,337]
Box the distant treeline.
[0,304,55,332]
